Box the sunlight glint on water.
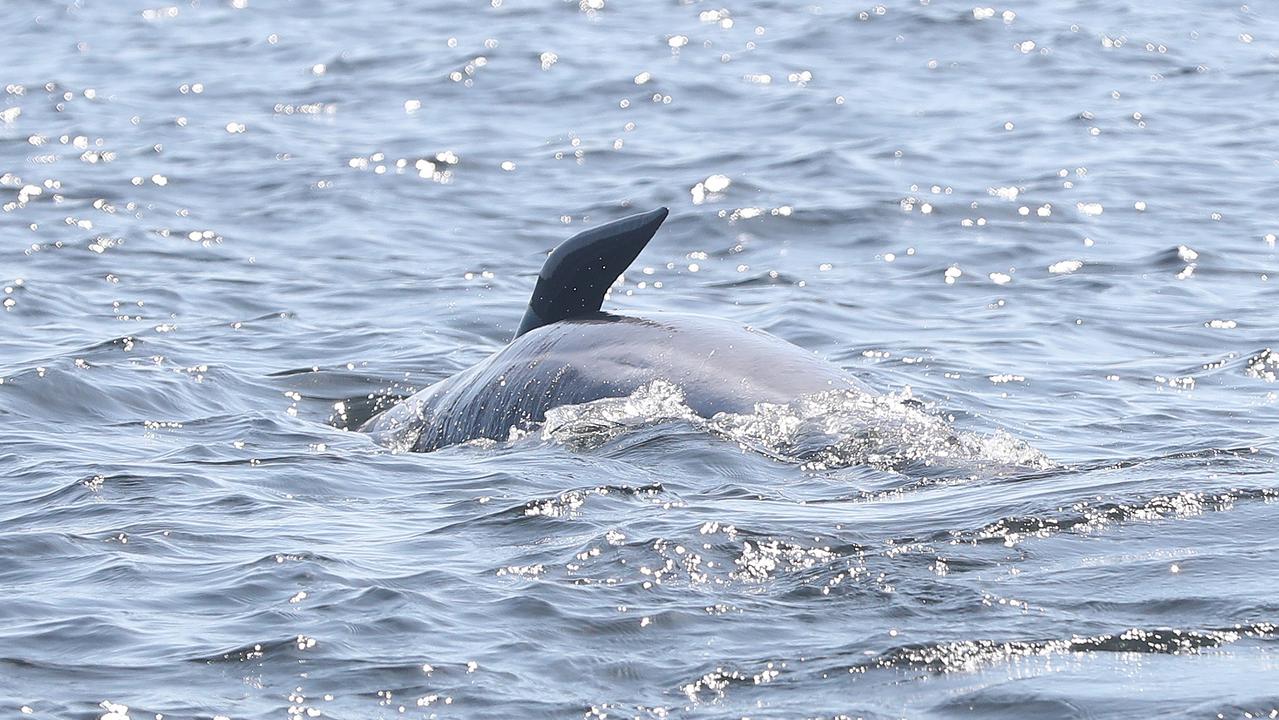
[1,1,1277,718]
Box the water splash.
[542,379,1051,472]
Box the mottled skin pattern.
[361,312,866,452]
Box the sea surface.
[2,1,1278,717]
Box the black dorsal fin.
[514,207,668,339]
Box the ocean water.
[2,0,1278,717]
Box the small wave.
[195,636,305,664]
[669,621,1277,707]
[542,379,1050,473]
[667,625,1276,705]
[965,485,1279,547]
[863,623,1278,674]
[517,483,667,520]
[680,662,786,704]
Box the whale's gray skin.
[360,206,869,452]
[362,311,867,451]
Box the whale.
[360,207,870,452]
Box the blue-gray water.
[2,1,1278,717]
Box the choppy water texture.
[2,0,1278,717]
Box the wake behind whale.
[359,207,1047,471]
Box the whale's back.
[360,208,866,452]
[361,313,864,451]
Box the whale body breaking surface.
[359,206,1046,469]
[361,311,868,452]
[360,206,873,452]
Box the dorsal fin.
[514,206,668,339]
